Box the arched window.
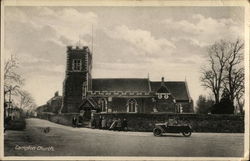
[100,99,107,112]
[127,99,137,113]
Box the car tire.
[182,131,192,137]
[153,128,162,136]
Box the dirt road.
[4,118,244,157]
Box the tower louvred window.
[72,59,81,71]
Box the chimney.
[161,77,165,86]
[67,46,72,51]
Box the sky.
[4,6,244,106]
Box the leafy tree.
[211,89,234,114]
[196,95,214,114]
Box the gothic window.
[127,99,137,113]
[158,93,162,99]
[100,99,107,112]
[72,59,81,71]
[157,93,169,99]
[179,104,183,113]
[176,104,183,113]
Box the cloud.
[5,6,98,67]
[35,7,98,44]
[6,7,98,45]
[162,14,243,47]
[19,53,50,64]
[106,25,176,56]
[23,74,64,106]
[4,7,244,106]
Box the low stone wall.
[94,113,244,133]
[37,112,79,126]
[37,112,244,133]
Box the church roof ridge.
[92,78,148,80]
[150,81,186,83]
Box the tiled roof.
[79,98,98,110]
[91,78,190,101]
[47,96,62,104]
[150,81,190,101]
[157,85,170,93]
[92,78,150,92]
[36,104,48,112]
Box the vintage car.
[153,122,193,137]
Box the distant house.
[36,92,62,114]
[60,46,194,120]
[46,91,62,113]
[36,104,48,114]
[7,106,24,120]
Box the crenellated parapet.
[67,45,90,51]
[87,90,152,97]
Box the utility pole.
[9,89,11,108]
[4,85,19,118]
[4,90,7,118]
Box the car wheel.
[153,128,162,136]
[182,131,192,137]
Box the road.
[4,118,244,157]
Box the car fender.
[154,125,165,132]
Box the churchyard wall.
[37,112,244,133]
[94,113,244,133]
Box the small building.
[46,91,62,114]
[36,104,49,114]
[36,91,62,114]
[7,106,23,120]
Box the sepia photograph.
[1,0,249,160]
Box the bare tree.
[4,55,24,117]
[201,39,244,113]
[223,39,244,113]
[4,55,23,96]
[16,90,37,111]
[200,40,230,104]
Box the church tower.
[60,46,92,113]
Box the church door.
[79,100,95,121]
[84,108,92,121]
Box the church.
[60,46,194,119]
